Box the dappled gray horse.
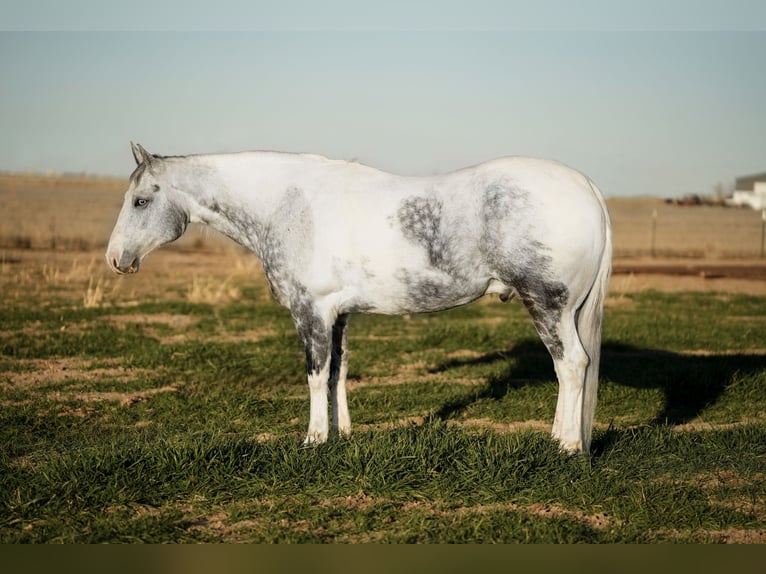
[107,143,612,453]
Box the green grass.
[1,284,765,543]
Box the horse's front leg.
[329,314,351,437]
[293,304,335,446]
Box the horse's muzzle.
[107,249,141,275]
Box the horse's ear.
[131,142,153,166]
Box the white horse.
[107,143,612,454]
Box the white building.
[727,173,766,210]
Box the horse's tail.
[577,179,612,452]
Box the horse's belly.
[347,270,490,315]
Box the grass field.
[2,249,765,542]
[1,174,765,543]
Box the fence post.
[651,208,658,258]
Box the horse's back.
[303,154,608,274]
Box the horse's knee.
[552,340,589,397]
[567,345,590,371]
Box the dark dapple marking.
[393,269,457,312]
[199,186,313,307]
[262,187,314,303]
[198,194,265,255]
[395,194,477,311]
[290,283,330,375]
[222,186,327,374]
[480,182,569,359]
[397,196,451,270]
[341,299,375,314]
[515,272,569,359]
[257,225,290,302]
[161,201,189,243]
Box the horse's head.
[106,143,189,274]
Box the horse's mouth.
[108,255,141,275]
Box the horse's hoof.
[300,434,327,448]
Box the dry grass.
[186,273,242,304]
[608,196,765,258]
[0,173,234,253]
[83,276,106,308]
[0,173,124,251]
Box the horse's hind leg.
[521,293,590,454]
[329,314,351,437]
[548,309,590,453]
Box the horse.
[106,143,612,454]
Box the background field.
[1,174,765,543]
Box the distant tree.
[712,181,734,199]
[713,182,725,199]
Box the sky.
[1,1,766,197]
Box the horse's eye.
[134,198,149,208]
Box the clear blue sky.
[1,2,765,197]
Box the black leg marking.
[290,285,330,375]
[329,314,349,388]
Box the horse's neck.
[173,154,287,255]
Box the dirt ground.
[610,257,766,296]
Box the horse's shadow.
[431,340,765,442]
